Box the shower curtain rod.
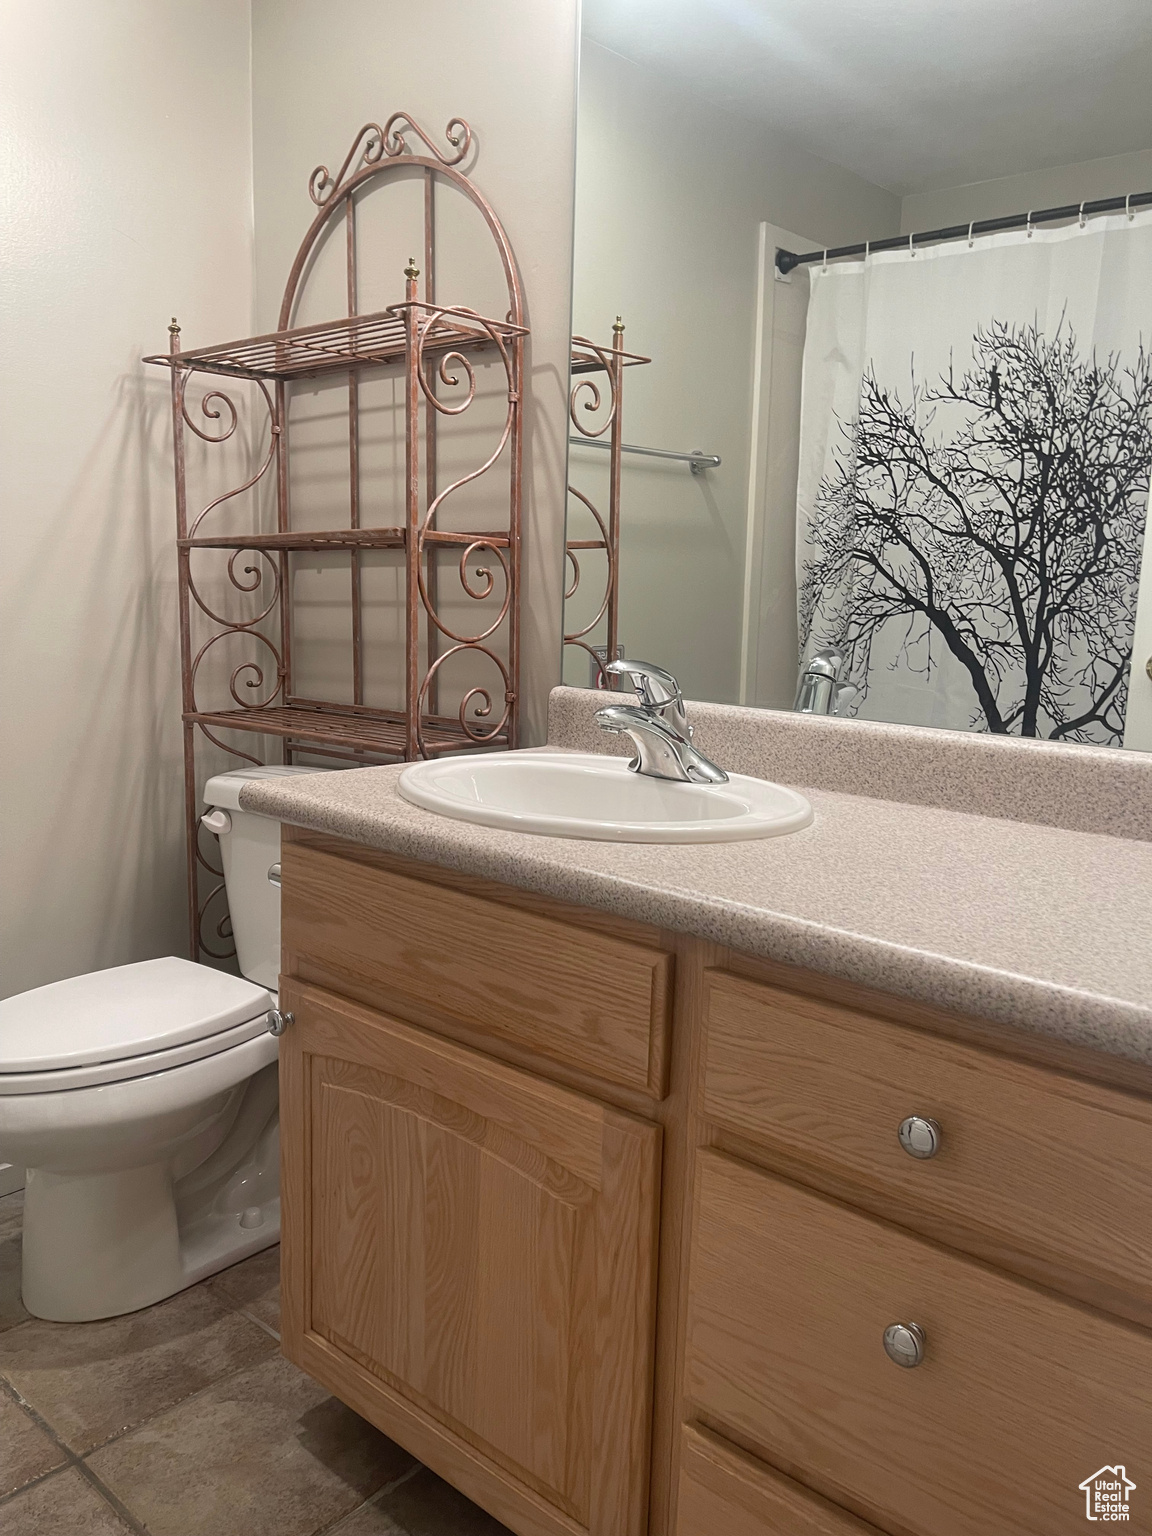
[775,189,1152,275]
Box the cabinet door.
[279,978,661,1536]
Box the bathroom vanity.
[252,692,1152,1536]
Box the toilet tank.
[201,766,334,992]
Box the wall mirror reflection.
[562,0,1152,751]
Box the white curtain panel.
[796,212,1152,745]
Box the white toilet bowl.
[0,959,279,1321]
[0,764,326,1322]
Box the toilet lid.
[0,958,272,1073]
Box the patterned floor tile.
[0,1281,276,1454]
[0,1193,29,1335]
[373,1466,513,1536]
[0,1386,67,1498]
[86,1352,415,1536]
[0,1466,134,1534]
[207,1242,281,1333]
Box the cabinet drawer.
[281,842,672,1096]
[677,1424,881,1536]
[702,970,1152,1312]
[685,1150,1152,1536]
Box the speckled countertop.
[242,689,1152,1067]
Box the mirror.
[563,0,1152,751]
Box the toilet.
[0,764,322,1323]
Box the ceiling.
[581,0,1152,195]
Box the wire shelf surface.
[188,705,505,757]
[180,528,510,553]
[147,305,526,382]
[570,336,651,375]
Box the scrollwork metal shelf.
[183,705,474,756]
[178,528,510,553]
[145,112,526,961]
[151,304,525,383]
[564,325,650,684]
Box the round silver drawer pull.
[898,1115,941,1159]
[268,1009,294,1036]
[883,1321,925,1368]
[267,862,282,888]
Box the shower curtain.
[796,211,1152,745]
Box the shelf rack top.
[570,333,652,376]
[178,527,511,552]
[145,303,527,383]
[186,704,506,758]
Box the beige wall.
[0,0,580,998]
[901,148,1152,232]
[250,0,579,746]
[0,1,254,997]
[567,42,899,703]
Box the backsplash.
[548,686,1152,842]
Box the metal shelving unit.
[563,324,650,683]
[145,113,526,959]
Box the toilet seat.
[0,957,272,1096]
[0,1011,275,1095]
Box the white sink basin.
[398,751,813,843]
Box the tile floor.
[0,1192,511,1535]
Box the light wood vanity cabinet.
[280,840,672,1097]
[279,976,661,1536]
[685,1152,1152,1536]
[701,970,1152,1321]
[279,831,1152,1536]
[279,837,666,1536]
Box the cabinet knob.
[882,1321,925,1368]
[898,1115,941,1159]
[268,1009,294,1036]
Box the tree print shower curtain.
[796,213,1152,745]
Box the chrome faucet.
[793,645,858,717]
[595,659,728,784]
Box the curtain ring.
[821,248,828,272]
[909,232,916,257]
[864,240,870,262]
[1026,210,1034,238]
[1078,202,1087,229]
[967,221,975,248]
[1127,193,1135,222]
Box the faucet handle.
[605,658,688,731]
